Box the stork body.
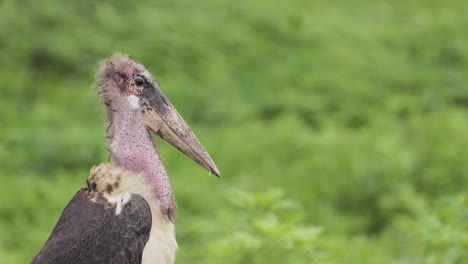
[32,53,219,264]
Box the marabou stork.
[32,53,220,264]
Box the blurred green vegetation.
[1,0,468,263]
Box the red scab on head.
[113,74,124,86]
[123,66,134,78]
[112,65,138,94]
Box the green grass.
[1,0,468,263]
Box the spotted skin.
[96,53,177,220]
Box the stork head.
[96,53,220,177]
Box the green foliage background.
[1,0,468,263]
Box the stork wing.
[32,190,152,264]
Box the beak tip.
[204,158,220,177]
[207,164,220,177]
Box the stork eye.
[135,77,145,86]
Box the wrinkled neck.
[108,98,175,218]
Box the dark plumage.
[32,190,151,264]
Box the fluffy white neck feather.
[90,164,178,264]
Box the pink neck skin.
[108,97,175,218]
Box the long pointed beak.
[140,81,220,177]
